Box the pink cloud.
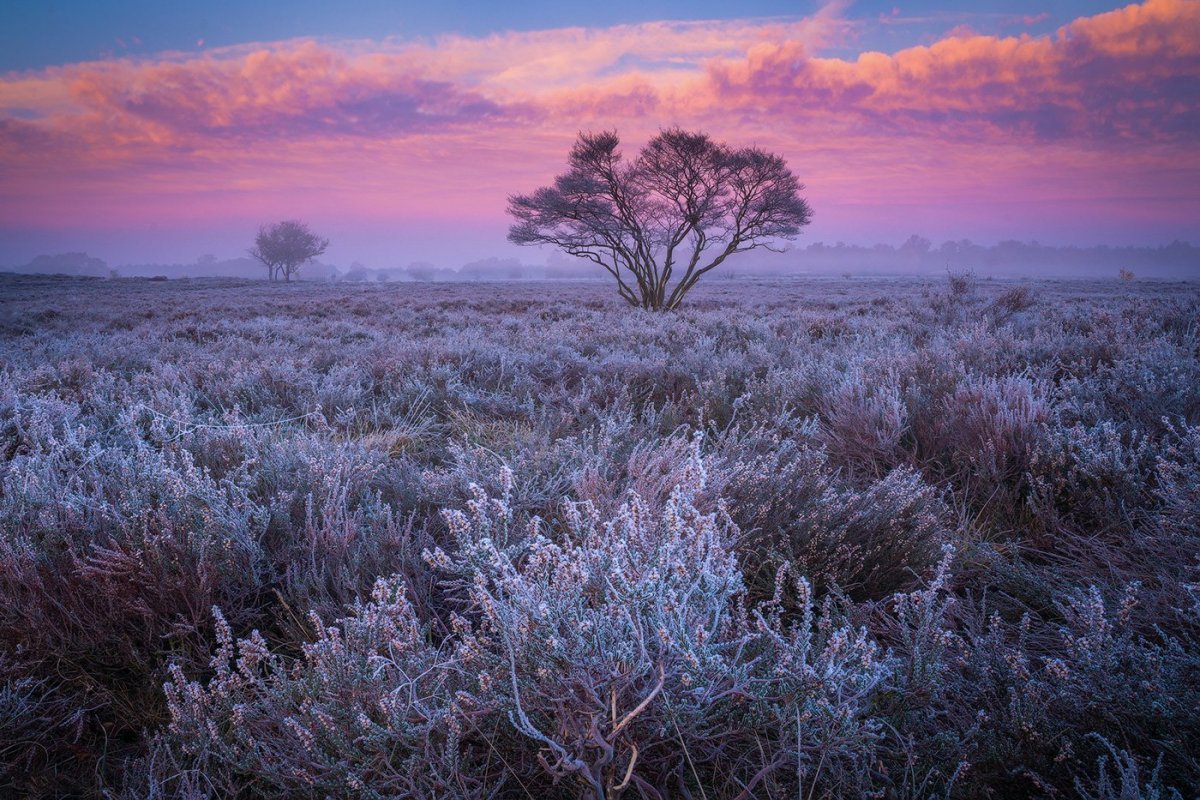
[699,0,1200,145]
[1019,13,1051,26]
[66,42,524,142]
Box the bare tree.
[249,220,329,283]
[508,129,812,310]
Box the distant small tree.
[900,234,932,255]
[405,262,437,282]
[508,128,812,310]
[249,220,329,283]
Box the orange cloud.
[700,0,1200,144]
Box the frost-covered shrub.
[921,373,1051,521]
[1045,585,1200,773]
[1154,422,1200,539]
[925,269,979,325]
[816,365,908,476]
[890,582,1200,796]
[947,374,1048,481]
[946,269,976,299]
[0,667,86,793]
[1028,421,1157,533]
[717,427,949,600]
[1057,338,1200,436]
[0,395,268,788]
[164,586,473,797]
[1074,736,1184,800]
[439,450,891,797]
[163,453,894,798]
[869,547,975,796]
[989,284,1037,317]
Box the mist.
[5,236,1197,283]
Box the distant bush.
[990,284,1037,315]
[946,267,976,297]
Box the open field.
[2,274,1198,798]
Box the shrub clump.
[163,453,895,798]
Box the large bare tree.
[508,129,812,310]
[249,220,329,283]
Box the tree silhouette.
[250,221,329,283]
[508,129,812,310]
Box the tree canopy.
[508,129,812,310]
[249,220,329,283]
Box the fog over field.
[2,274,1199,797]
[5,237,1199,282]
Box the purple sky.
[1,0,1197,268]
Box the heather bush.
[162,452,894,798]
[946,269,976,298]
[870,567,1200,797]
[1075,736,1183,800]
[435,453,890,797]
[0,395,269,793]
[1056,337,1200,437]
[162,585,472,797]
[713,425,950,601]
[1028,421,1157,534]
[0,665,87,792]
[989,284,1037,317]
[943,374,1049,484]
[816,365,908,477]
[926,269,979,326]
[1155,422,1200,539]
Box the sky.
[1,0,1198,269]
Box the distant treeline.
[774,236,1200,279]
[5,237,1198,281]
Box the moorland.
[1,273,1197,798]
